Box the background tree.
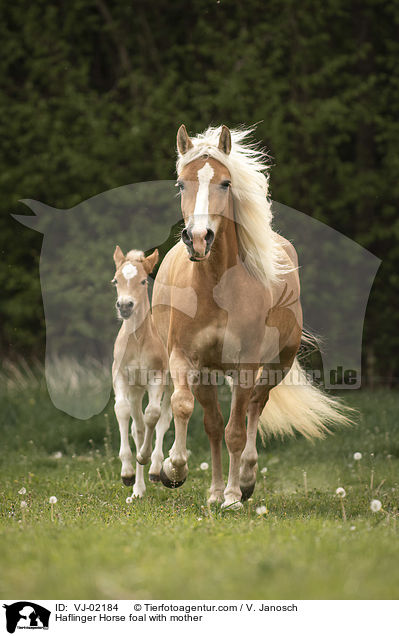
[1,0,398,384]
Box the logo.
[2,603,50,633]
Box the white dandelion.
[126,496,133,504]
[18,487,26,495]
[353,452,362,461]
[200,462,209,471]
[335,488,347,522]
[49,496,57,522]
[261,467,268,474]
[370,499,382,513]
[256,505,268,515]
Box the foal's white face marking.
[122,263,138,280]
[192,162,214,232]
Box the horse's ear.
[177,125,193,155]
[218,125,232,155]
[143,248,159,274]
[113,245,125,269]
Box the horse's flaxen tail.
[258,358,355,441]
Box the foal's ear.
[177,124,193,155]
[218,125,232,155]
[113,245,125,269]
[143,249,159,274]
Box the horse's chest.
[188,317,260,368]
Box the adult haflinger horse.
[152,125,351,509]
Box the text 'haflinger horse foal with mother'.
[153,124,351,509]
[112,247,172,498]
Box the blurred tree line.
[1,0,398,385]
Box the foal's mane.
[176,125,292,286]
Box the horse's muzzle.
[182,227,214,260]
[116,300,134,319]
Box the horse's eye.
[220,180,231,189]
[141,279,147,285]
[111,278,117,285]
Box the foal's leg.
[240,382,271,500]
[160,353,194,488]
[149,382,173,481]
[114,376,135,486]
[223,384,253,510]
[136,383,163,466]
[192,383,225,504]
[129,387,146,498]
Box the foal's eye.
[141,279,147,285]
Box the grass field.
[0,369,398,600]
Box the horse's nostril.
[181,228,193,246]
[205,229,215,246]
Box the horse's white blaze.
[117,294,134,305]
[122,263,137,280]
[193,162,214,231]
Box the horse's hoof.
[149,473,161,483]
[122,475,135,486]
[240,483,255,501]
[160,467,186,489]
[221,500,243,511]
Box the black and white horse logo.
[2,602,50,633]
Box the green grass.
[0,372,398,599]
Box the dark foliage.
[1,0,398,383]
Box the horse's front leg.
[129,387,146,498]
[160,354,194,488]
[136,383,163,465]
[223,383,253,510]
[240,381,271,500]
[149,382,173,481]
[192,383,225,504]
[114,376,135,486]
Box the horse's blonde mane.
[176,125,292,286]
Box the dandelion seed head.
[126,496,133,504]
[200,462,209,470]
[18,487,26,495]
[256,505,268,515]
[353,452,362,461]
[335,487,346,498]
[370,499,382,513]
[261,467,268,474]
[49,496,57,504]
